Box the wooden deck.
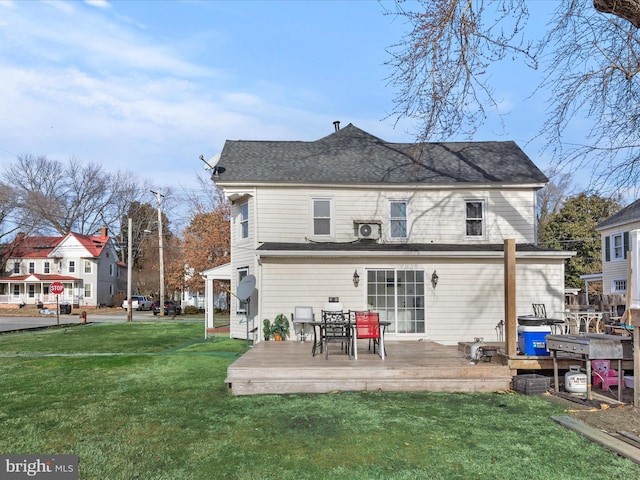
[225,340,515,395]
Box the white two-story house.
[213,123,573,345]
[0,228,124,309]
[595,198,640,304]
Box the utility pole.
[127,217,133,322]
[151,189,165,317]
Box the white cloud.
[85,0,111,9]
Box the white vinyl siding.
[256,256,566,345]
[254,187,534,244]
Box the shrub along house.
[212,123,572,345]
[0,228,124,309]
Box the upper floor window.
[84,260,92,274]
[239,201,249,239]
[390,201,408,238]
[605,232,628,262]
[13,262,20,274]
[28,262,35,274]
[109,264,114,276]
[69,261,76,273]
[312,198,332,236]
[465,199,485,237]
[613,233,624,260]
[44,262,50,274]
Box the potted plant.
[263,318,272,341]
[265,314,290,341]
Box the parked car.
[122,296,153,311]
[152,300,182,316]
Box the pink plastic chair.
[591,360,623,391]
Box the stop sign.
[50,281,64,295]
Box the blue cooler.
[517,325,551,356]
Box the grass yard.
[0,322,639,479]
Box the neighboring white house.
[0,228,124,309]
[595,198,640,297]
[212,123,573,345]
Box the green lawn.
[0,322,638,479]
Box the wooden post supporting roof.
[504,239,517,356]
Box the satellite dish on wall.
[237,275,256,301]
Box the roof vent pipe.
[333,120,340,131]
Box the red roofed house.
[0,228,125,309]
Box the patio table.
[308,318,390,358]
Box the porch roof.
[0,274,81,282]
[256,242,574,259]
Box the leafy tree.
[181,188,230,294]
[387,0,640,194]
[538,193,622,288]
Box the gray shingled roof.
[596,198,640,230]
[215,124,548,185]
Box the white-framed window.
[13,262,20,274]
[28,285,35,298]
[236,267,249,314]
[311,197,333,237]
[69,261,76,273]
[465,199,486,238]
[390,200,408,239]
[44,262,50,274]
[239,201,249,239]
[28,262,35,274]
[13,285,20,296]
[84,283,92,298]
[109,284,114,296]
[109,264,114,276]
[84,260,92,274]
[612,233,624,260]
[606,232,628,262]
[612,279,627,293]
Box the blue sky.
[0,0,564,203]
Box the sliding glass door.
[366,269,425,334]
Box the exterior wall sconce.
[431,270,439,289]
[353,270,360,287]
